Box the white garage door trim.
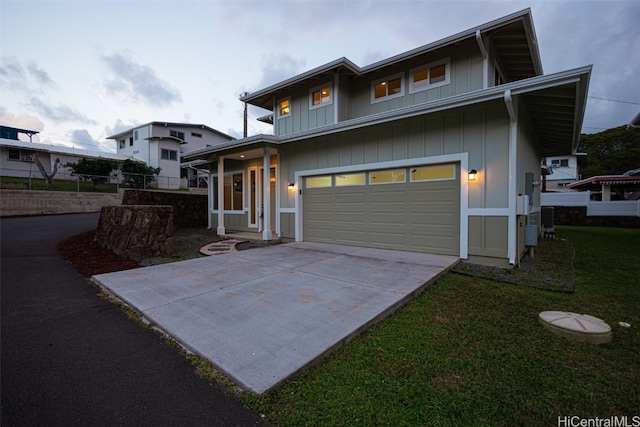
[294,153,469,258]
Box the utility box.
[516,194,530,215]
[525,224,538,246]
[541,206,555,238]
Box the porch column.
[217,156,225,235]
[601,183,611,201]
[262,147,272,240]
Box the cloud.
[254,53,306,90]
[0,57,55,92]
[29,97,97,125]
[101,51,182,106]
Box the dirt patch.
[452,236,576,292]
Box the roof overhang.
[240,9,542,111]
[0,138,134,161]
[568,175,640,190]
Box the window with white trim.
[278,98,291,118]
[372,73,404,103]
[161,149,178,161]
[309,83,332,109]
[409,58,450,93]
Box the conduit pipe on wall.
[504,89,518,265]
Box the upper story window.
[119,139,125,149]
[170,130,185,140]
[134,130,138,140]
[278,98,291,118]
[410,58,450,93]
[161,149,178,161]
[551,159,569,167]
[372,73,404,103]
[191,132,202,138]
[129,137,133,146]
[309,83,332,109]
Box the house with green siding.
[183,9,591,267]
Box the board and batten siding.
[279,102,512,260]
[348,41,484,120]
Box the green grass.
[0,175,118,193]
[238,226,640,426]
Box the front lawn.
[243,226,639,426]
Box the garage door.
[303,164,460,255]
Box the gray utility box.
[525,224,538,246]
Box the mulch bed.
[59,230,140,278]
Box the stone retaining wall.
[122,189,207,227]
[96,205,173,262]
[553,206,640,228]
[0,189,122,217]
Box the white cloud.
[101,50,183,107]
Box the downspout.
[504,89,517,265]
[476,30,489,89]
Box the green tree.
[66,157,118,189]
[121,159,161,188]
[578,126,640,178]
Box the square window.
[413,69,428,88]
[170,130,185,140]
[8,148,20,160]
[311,86,331,106]
[372,73,404,102]
[161,149,178,161]
[279,98,291,117]
[429,64,446,84]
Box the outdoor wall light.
[468,169,478,181]
[287,182,295,190]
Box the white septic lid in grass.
[538,311,612,344]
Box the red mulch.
[59,230,140,278]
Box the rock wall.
[96,205,173,262]
[122,189,207,227]
[553,207,640,228]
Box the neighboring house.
[107,122,235,189]
[182,9,591,267]
[567,170,640,201]
[628,111,640,129]
[543,154,586,190]
[1,126,130,181]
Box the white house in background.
[544,154,586,189]
[107,122,235,189]
[1,126,130,181]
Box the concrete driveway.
[93,241,458,394]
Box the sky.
[1,0,639,153]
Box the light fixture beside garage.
[287,182,295,190]
[468,169,478,181]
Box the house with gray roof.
[183,9,591,266]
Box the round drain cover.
[538,311,612,344]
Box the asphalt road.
[1,213,273,426]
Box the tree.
[30,152,61,189]
[66,157,118,189]
[120,159,161,188]
[577,126,640,178]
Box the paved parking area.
[93,242,458,394]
